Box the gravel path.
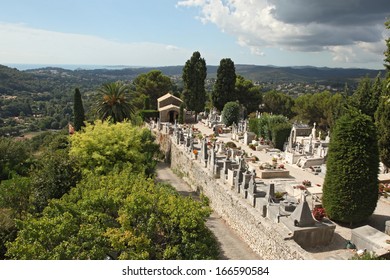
[155,162,260,260]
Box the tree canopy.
[95,82,135,123]
[69,120,159,176]
[235,75,262,114]
[182,51,207,116]
[133,70,174,110]
[322,109,379,224]
[222,101,240,127]
[73,88,85,131]
[212,58,236,112]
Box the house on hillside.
[157,93,183,123]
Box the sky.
[0,0,389,69]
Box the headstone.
[289,195,316,227]
[240,170,252,199]
[244,132,256,145]
[201,138,208,160]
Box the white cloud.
[0,23,191,66]
[177,0,390,67]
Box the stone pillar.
[386,220,390,235]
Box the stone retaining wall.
[156,131,312,260]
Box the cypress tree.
[178,103,184,124]
[182,51,207,121]
[73,88,85,131]
[212,58,236,112]
[322,109,379,224]
[375,81,390,169]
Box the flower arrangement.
[293,185,307,191]
[312,207,326,221]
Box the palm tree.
[95,82,135,123]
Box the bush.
[69,120,159,176]
[138,110,159,121]
[222,102,240,127]
[322,110,379,224]
[271,122,291,150]
[6,170,220,260]
[225,141,237,148]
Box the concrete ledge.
[352,225,390,256]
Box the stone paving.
[193,121,390,259]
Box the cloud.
[177,0,390,66]
[0,23,191,66]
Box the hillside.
[0,64,385,95]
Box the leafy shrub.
[322,110,379,224]
[222,102,240,127]
[69,121,159,176]
[138,110,159,121]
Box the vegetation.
[234,75,262,114]
[69,120,159,176]
[293,91,345,131]
[222,101,240,127]
[322,110,379,224]
[73,88,85,131]
[0,137,31,181]
[182,51,207,120]
[95,82,135,123]
[212,58,237,112]
[0,120,219,260]
[262,90,294,119]
[133,70,174,110]
[249,113,290,145]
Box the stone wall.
[156,130,312,259]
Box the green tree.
[95,82,135,123]
[222,101,240,127]
[212,58,236,112]
[178,103,184,124]
[182,51,207,120]
[384,19,390,74]
[0,138,31,181]
[293,91,345,131]
[0,176,32,219]
[133,70,173,110]
[73,88,85,131]
[69,121,159,176]
[235,75,262,114]
[350,76,379,119]
[322,110,379,224]
[30,148,81,213]
[262,90,294,118]
[6,169,219,260]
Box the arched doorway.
[169,110,176,123]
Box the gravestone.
[289,195,316,227]
[244,132,256,145]
[240,170,252,199]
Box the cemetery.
[149,110,390,259]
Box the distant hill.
[0,63,385,95]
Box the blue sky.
[0,0,389,69]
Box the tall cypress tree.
[384,20,390,74]
[322,109,379,224]
[73,88,85,131]
[182,51,207,121]
[375,21,390,170]
[212,58,236,112]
